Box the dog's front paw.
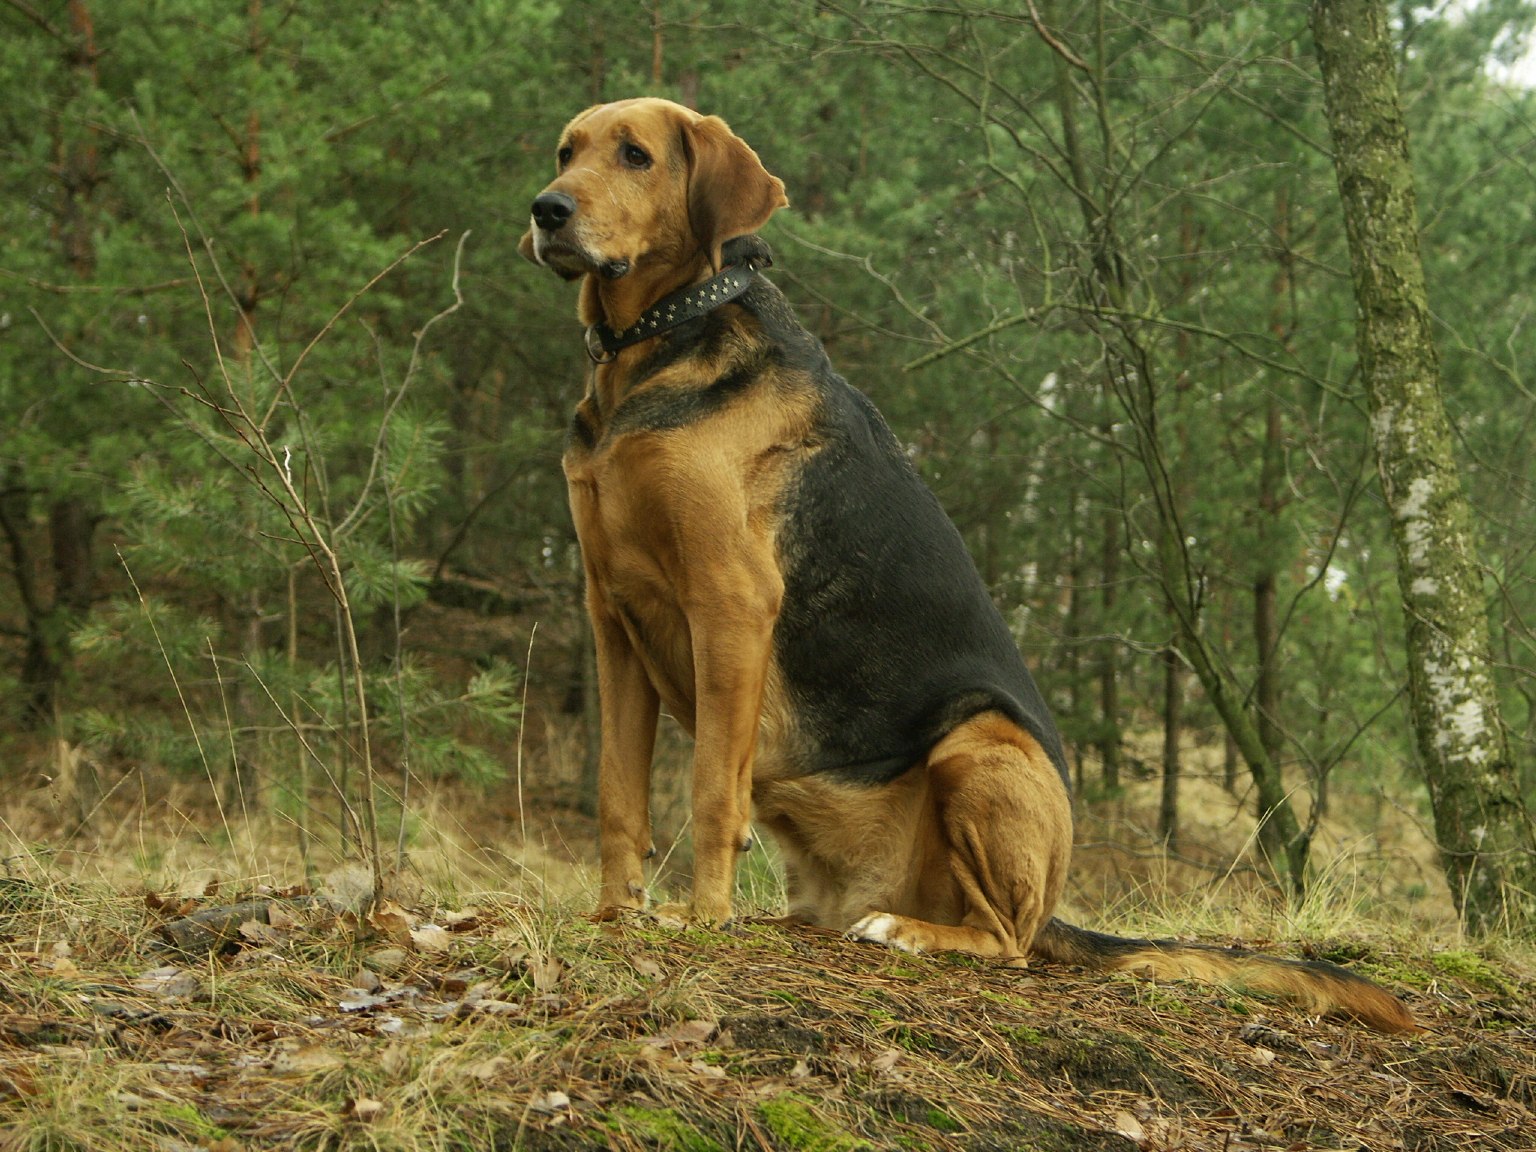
[847,912,923,954]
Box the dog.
[519,97,1415,1034]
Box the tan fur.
[524,99,1417,1036]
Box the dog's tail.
[1030,918,1417,1034]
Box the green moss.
[1004,1025,1045,1045]
[890,1025,936,1052]
[1359,960,1433,988]
[977,989,1032,1008]
[756,1096,872,1152]
[607,1105,724,1152]
[1136,986,1192,1015]
[924,1108,962,1133]
[1431,950,1516,994]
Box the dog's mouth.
[534,233,630,282]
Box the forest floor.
[1,860,1533,1152]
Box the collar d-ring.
[583,326,618,364]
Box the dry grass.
[0,771,1533,1152]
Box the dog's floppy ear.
[683,115,788,269]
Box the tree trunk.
[0,490,97,729]
[1098,491,1121,790]
[1159,641,1182,848]
[1313,0,1536,931]
[1253,397,1289,867]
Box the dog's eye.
[557,146,573,168]
[622,143,652,170]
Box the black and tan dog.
[519,97,1414,1034]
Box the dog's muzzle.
[530,191,576,231]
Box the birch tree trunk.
[1312,0,1536,931]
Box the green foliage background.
[1,0,1534,883]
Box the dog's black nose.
[531,191,576,231]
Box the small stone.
[363,948,409,974]
[355,969,382,992]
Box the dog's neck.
[577,249,717,411]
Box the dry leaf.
[528,1090,570,1113]
[1250,1047,1276,1066]
[272,1044,345,1075]
[469,1056,512,1081]
[529,957,564,991]
[239,919,288,946]
[50,957,79,977]
[691,1060,728,1079]
[442,908,480,930]
[870,1048,902,1073]
[1113,1111,1146,1140]
[266,904,298,929]
[639,1018,717,1048]
[380,1044,411,1079]
[0,1069,37,1100]
[363,948,409,974]
[368,900,412,943]
[651,905,688,930]
[410,924,452,954]
[48,942,71,959]
[344,1096,385,1123]
[322,864,376,914]
[339,988,390,1012]
[633,957,663,979]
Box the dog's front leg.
[686,574,781,927]
[590,598,661,910]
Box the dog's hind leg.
[848,712,1073,961]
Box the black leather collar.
[584,244,771,364]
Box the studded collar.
[584,252,769,363]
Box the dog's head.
[518,98,787,283]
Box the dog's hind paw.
[847,912,922,954]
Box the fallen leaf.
[363,948,409,974]
[50,957,79,977]
[0,1068,37,1099]
[49,942,71,959]
[355,968,382,992]
[271,1044,345,1075]
[442,908,480,930]
[651,906,688,930]
[691,1059,728,1079]
[529,957,563,991]
[322,864,376,914]
[368,900,412,943]
[161,972,202,1000]
[380,1044,411,1079]
[410,924,452,954]
[1113,1111,1145,1140]
[870,1048,902,1073]
[529,1090,570,1113]
[638,1018,717,1048]
[633,957,663,979]
[1249,1047,1276,1066]
[344,1096,385,1123]
[339,988,391,1012]
[473,999,522,1016]
[239,919,287,946]
[266,904,298,929]
[469,1056,512,1081]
